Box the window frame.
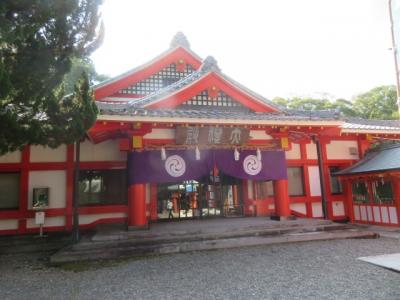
[0,172,20,210]
[78,168,127,207]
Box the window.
[329,166,343,194]
[287,167,305,196]
[352,181,369,204]
[254,181,274,199]
[0,173,20,209]
[78,169,127,206]
[372,180,394,205]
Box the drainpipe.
[313,136,328,219]
[72,140,80,243]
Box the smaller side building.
[336,143,400,226]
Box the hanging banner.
[176,126,250,145]
[128,149,287,184]
[214,149,287,181]
[128,149,214,184]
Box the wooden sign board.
[176,126,250,145]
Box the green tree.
[0,0,104,154]
[63,57,109,94]
[352,85,398,120]
[272,96,357,116]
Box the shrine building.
[1,32,400,235]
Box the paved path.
[1,238,399,300]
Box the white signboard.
[35,211,45,225]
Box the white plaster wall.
[290,203,307,215]
[285,143,301,160]
[26,216,65,228]
[249,130,273,140]
[0,219,18,230]
[308,166,321,196]
[144,128,175,139]
[0,150,21,163]
[312,202,323,217]
[247,180,254,199]
[332,201,345,216]
[30,145,67,162]
[79,212,127,225]
[28,170,66,209]
[80,139,126,162]
[306,142,317,159]
[326,141,359,160]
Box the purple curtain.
[128,149,287,184]
[214,150,287,181]
[128,149,213,184]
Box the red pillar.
[272,179,293,220]
[128,183,148,230]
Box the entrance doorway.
[157,172,243,220]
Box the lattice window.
[177,90,250,111]
[119,63,194,95]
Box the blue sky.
[91,0,395,100]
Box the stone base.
[128,224,150,231]
[270,215,297,221]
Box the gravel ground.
[0,238,399,300]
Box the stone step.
[0,236,71,254]
[50,228,377,264]
[72,223,352,252]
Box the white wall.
[308,166,321,196]
[26,216,66,228]
[290,203,307,215]
[79,212,127,225]
[28,170,66,209]
[249,130,273,140]
[285,143,301,160]
[312,202,323,217]
[0,219,19,230]
[0,150,21,163]
[332,201,345,216]
[80,139,126,161]
[30,145,67,162]
[144,128,175,139]
[326,141,359,160]
[306,142,317,159]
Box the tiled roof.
[98,107,340,122]
[342,118,400,131]
[335,144,400,176]
[97,56,282,112]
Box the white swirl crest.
[165,155,186,177]
[243,155,262,175]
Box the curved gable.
[94,46,202,100]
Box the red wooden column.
[128,184,148,230]
[272,179,292,220]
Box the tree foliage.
[272,85,398,119]
[353,85,398,120]
[0,0,104,154]
[63,57,109,94]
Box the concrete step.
[50,228,377,264]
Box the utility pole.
[389,0,400,117]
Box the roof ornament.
[200,56,221,73]
[170,32,190,49]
